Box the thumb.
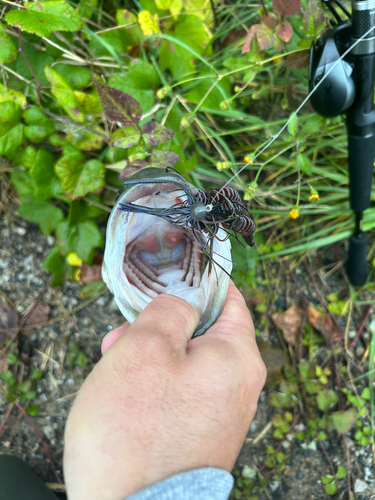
[117,294,201,356]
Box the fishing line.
[213,22,375,199]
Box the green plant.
[1,364,42,416]
[66,342,89,369]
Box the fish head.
[102,167,232,338]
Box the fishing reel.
[309,0,375,286]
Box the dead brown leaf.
[80,263,102,284]
[0,294,18,345]
[308,307,343,343]
[271,304,305,345]
[21,302,51,335]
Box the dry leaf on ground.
[308,307,343,342]
[271,303,305,345]
[80,263,102,284]
[21,302,51,335]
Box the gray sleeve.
[125,468,234,500]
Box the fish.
[102,167,232,338]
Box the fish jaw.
[102,168,232,338]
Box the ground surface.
[0,213,374,500]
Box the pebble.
[297,471,304,479]
[250,421,257,432]
[15,226,26,235]
[354,479,368,493]
[356,345,365,357]
[46,235,55,246]
[96,296,107,307]
[348,329,356,339]
[269,481,279,492]
[43,425,56,441]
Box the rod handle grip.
[346,233,368,286]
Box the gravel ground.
[0,212,374,500]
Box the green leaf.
[27,404,40,416]
[56,219,103,263]
[125,59,160,90]
[44,66,85,123]
[5,1,82,37]
[14,146,37,169]
[323,481,338,495]
[361,387,370,400]
[116,9,144,43]
[0,101,22,135]
[53,64,92,90]
[297,153,311,176]
[1,370,13,382]
[148,150,180,168]
[18,195,64,235]
[24,107,55,143]
[75,221,103,263]
[330,409,357,434]
[42,246,67,286]
[0,123,25,157]
[287,113,298,137]
[30,148,62,200]
[321,474,334,485]
[111,126,141,149]
[55,146,105,199]
[95,81,143,127]
[160,15,212,79]
[336,466,347,479]
[142,121,174,146]
[66,124,106,151]
[10,170,36,195]
[80,280,106,298]
[0,83,27,108]
[77,0,98,19]
[316,389,338,411]
[0,24,17,64]
[71,90,101,116]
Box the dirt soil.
[0,213,374,500]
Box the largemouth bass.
[102,167,232,338]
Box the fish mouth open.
[125,219,202,299]
[102,170,232,337]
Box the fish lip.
[116,167,198,203]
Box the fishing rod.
[309,0,375,286]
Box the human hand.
[63,281,266,500]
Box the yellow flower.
[138,11,160,37]
[73,268,81,282]
[289,209,299,219]
[67,252,83,267]
[234,86,241,92]
[243,155,253,164]
[309,189,320,202]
